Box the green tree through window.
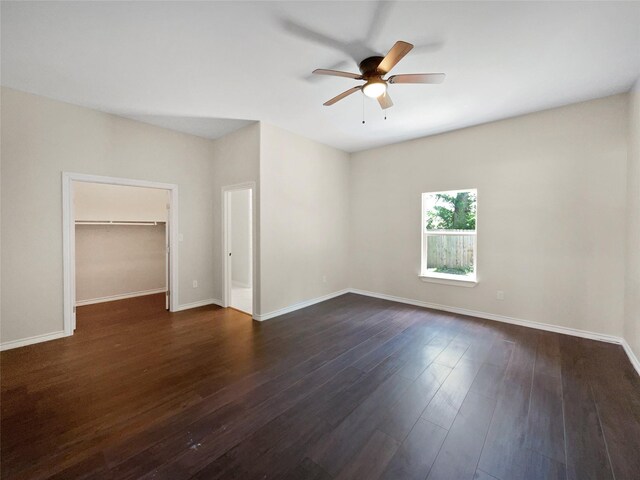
[425,192,476,231]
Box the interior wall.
[1,87,217,343]
[75,224,166,303]
[210,122,260,308]
[259,122,350,316]
[74,182,168,222]
[230,189,252,288]
[625,80,640,359]
[1,85,636,351]
[350,94,629,338]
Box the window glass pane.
[423,189,477,278]
[424,191,476,231]
[426,233,475,276]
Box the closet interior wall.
[74,182,169,306]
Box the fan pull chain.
[362,95,365,124]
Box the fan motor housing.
[359,56,385,77]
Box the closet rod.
[75,220,164,226]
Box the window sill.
[419,273,478,288]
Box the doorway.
[223,184,254,315]
[62,173,179,335]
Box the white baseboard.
[349,288,622,344]
[4,287,638,378]
[621,339,640,377]
[0,331,66,351]
[349,288,640,377]
[174,298,223,312]
[76,288,167,306]
[1,298,222,351]
[253,289,350,321]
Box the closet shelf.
[75,220,165,226]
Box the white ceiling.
[2,1,639,152]
[120,114,254,140]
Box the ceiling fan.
[313,41,445,110]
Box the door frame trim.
[62,172,179,336]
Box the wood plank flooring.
[1,293,639,479]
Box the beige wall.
[230,189,252,287]
[2,85,637,357]
[1,87,217,343]
[625,80,640,359]
[259,123,350,316]
[75,224,166,303]
[350,94,629,338]
[210,123,260,308]
[74,182,169,222]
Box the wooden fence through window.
[426,231,475,269]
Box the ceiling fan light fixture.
[362,79,387,98]
[314,41,446,109]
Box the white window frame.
[420,188,478,287]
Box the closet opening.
[62,173,179,335]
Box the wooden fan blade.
[323,86,362,106]
[388,73,446,84]
[377,41,414,74]
[377,92,393,110]
[313,69,363,79]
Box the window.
[421,189,477,285]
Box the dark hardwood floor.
[1,293,639,479]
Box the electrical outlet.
[322,275,327,283]
[179,233,184,242]
[496,290,504,300]
[193,280,198,288]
